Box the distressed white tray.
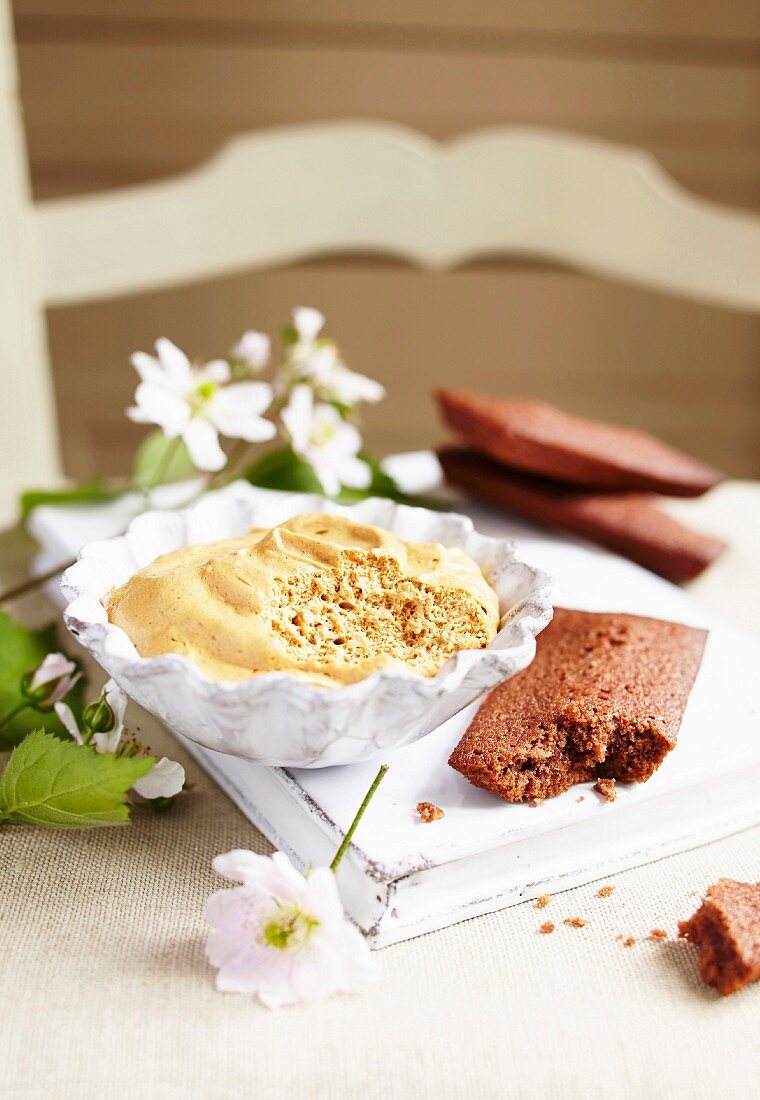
[29,465,760,946]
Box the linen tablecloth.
[1,482,758,1099]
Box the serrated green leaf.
[20,481,123,521]
[0,612,87,749]
[0,730,153,828]
[133,430,196,490]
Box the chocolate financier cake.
[449,608,707,803]
[438,447,725,584]
[436,390,723,497]
[679,879,760,996]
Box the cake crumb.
[536,894,550,909]
[623,936,636,947]
[416,801,444,823]
[539,922,555,934]
[576,795,585,803]
[594,778,617,802]
[650,928,668,940]
[597,885,615,898]
[531,797,545,807]
[563,917,586,929]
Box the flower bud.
[82,694,116,734]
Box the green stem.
[330,764,388,875]
[0,563,74,606]
[0,700,30,733]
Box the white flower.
[127,338,275,472]
[230,330,271,373]
[281,385,371,498]
[55,680,185,798]
[282,309,385,409]
[29,652,80,705]
[92,679,127,753]
[323,364,385,406]
[292,306,325,342]
[132,757,186,800]
[205,850,379,1007]
[55,677,125,749]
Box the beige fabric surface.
[1,482,759,1100]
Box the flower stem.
[0,700,30,733]
[330,763,388,875]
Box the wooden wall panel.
[9,1,760,478]
[14,42,760,209]
[46,261,759,479]
[12,2,760,42]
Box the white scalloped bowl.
[61,484,552,767]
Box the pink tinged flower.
[127,338,275,473]
[281,385,371,498]
[231,330,271,372]
[132,757,185,800]
[30,652,81,705]
[205,850,378,1008]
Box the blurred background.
[11,1,760,480]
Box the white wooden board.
[29,474,760,946]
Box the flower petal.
[129,351,165,387]
[231,330,271,371]
[92,728,122,754]
[132,757,185,799]
[181,417,227,472]
[338,456,372,491]
[212,849,279,885]
[198,359,232,385]
[54,701,83,744]
[103,679,127,729]
[209,383,276,443]
[155,338,193,389]
[31,652,76,691]
[292,306,324,342]
[310,459,341,498]
[280,384,314,452]
[129,382,190,436]
[326,366,385,406]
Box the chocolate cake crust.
[438,447,725,584]
[449,608,707,803]
[678,879,760,996]
[436,390,723,497]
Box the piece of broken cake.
[449,607,706,802]
[678,879,760,996]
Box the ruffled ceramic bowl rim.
[60,484,553,765]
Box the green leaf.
[133,430,196,490]
[245,448,324,495]
[244,447,423,505]
[0,613,87,749]
[20,481,123,521]
[0,730,153,828]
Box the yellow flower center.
[188,380,219,416]
[262,905,319,950]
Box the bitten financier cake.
[449,607,707,802]
[678,879,760,996]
